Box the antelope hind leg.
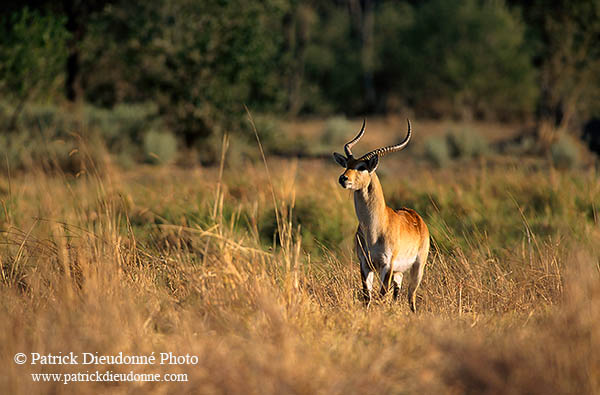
[407,259,425,312]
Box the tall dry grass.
[0,134,599,394]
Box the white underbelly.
[391,254,417,273]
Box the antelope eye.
[356,164,367,171]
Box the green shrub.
[85,103,157,145]
[143,130,178,165]
[550,135,580,169]
[251,115,293,156]
[0,131,29,170]
[446,129,489,159]
[17,104,70,133]
[424,136,451,167]
[0,129,107,174]
[0,8,69,127]
[0,102,165,171]
[260,198,349,253]
[0,103,110,173]
[321,116,353,148]
[191,131,262,167]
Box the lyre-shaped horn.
[344,119,366,157]
[359,119,411,161]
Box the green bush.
[446,129,489,159]
[143,130,178,165]
[15,104,73,135]
[424,129,489,166]
[550,135,580,170]
[85,103,158,145]
[0,103,112,174]
[0,102,168,171]
[84,103,158,165]
[424,137,451,167]
[0,128,107,175]
[260,198,349,253]
[0,8,69,127]
[321,116,353,148]
[250,115,296,156]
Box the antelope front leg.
[379,264,392,298]
[360,265,374,306]
[392,272,403,300]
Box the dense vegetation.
[1,0,599,154]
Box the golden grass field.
[1,118,599,394]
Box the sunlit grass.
[0,129,599,394]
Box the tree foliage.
[375,0,537,119]
[82,0,290,143]
[1,0,598,144]
[519,0,600,126]
[0,7,69,128]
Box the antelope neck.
[353,172,387,243]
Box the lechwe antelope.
[333,119,429,311]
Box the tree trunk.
[361,0,376,111]
[64,0,84,102]
[349,0,376,112]
[65,49,79,101]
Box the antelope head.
[333,119,412,190]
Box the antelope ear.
[333,152,347,168]
[366,155,379,173]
